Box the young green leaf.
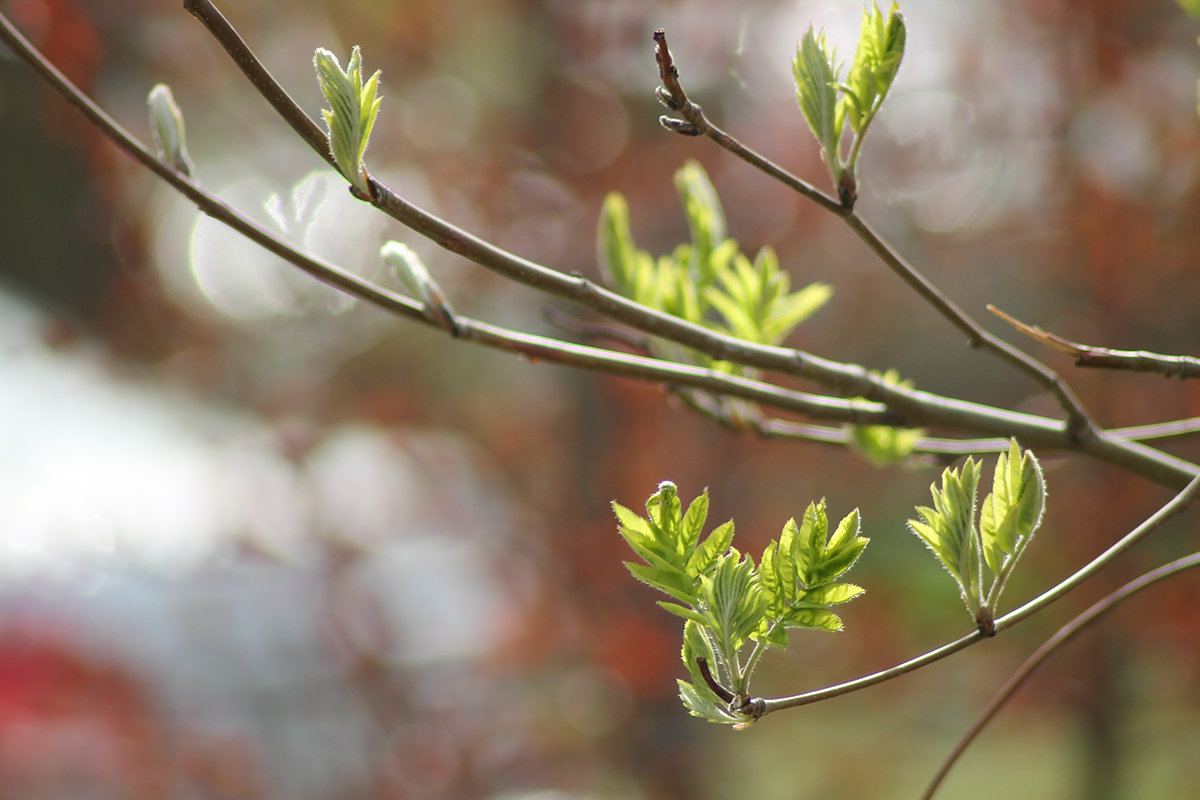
[314,46,382,195]
[908,458,984,615]
[617,483,870,725]
[680,488,710,555]
[678,621,744,724]
[614,482,736,604]
[686,519,735,578]
[674,160,727,285]
[755,506,868,649]
[598,161,830,381]
[849,423,922,466]
[776,606,845,634]
[803,582,865,607]
[840,2,906,136]
[621,556,696,606]
[597,192,642,299]
[792,501,869,589]
[794,26,843,169]
[696,549,767,654]
[380,241,457,333]
[704,246,832,346]
[758,535,798,618]
[979,439,1046,573]
[848,369,923,466]
[614,490,698,604]
[908,444,1048,628]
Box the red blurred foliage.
[0,618,161,799]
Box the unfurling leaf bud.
[380,241,458,334]
[147,84,193,178]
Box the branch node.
[975,606,996,637]
[731,694,767,721]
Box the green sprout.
[793,2,906,206]
[314,46,382,195]
[147,83,193,178]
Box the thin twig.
[696,657,736,704]
[990,305,1200,379]
[653,29,843,216]
[921,549,1200,800]
[758,474,1200,715]
[647,29,1200,488]
[1112,417,1200,442]
[182,2,826,381]
[183,0,334,169]
[758,629,984,712]
[541,307,654,352]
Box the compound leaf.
[794,26,843,166]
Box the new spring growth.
[793,2,906,207]
[314,46,381,196]
[380,241,458,334]
[147,84,193,178]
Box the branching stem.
[759,474,1200,714]
[921,549,1200,800]
[0,12,907,426]
[165,7,1200,489]
[3,7,1196,485]
[652,29,1097,438]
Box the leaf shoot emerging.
[147,83,193,178]
[793,2,906,205]
[598,161,831,384]
[314,46,382,195]
[907,440,1046,631]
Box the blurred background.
[2,0,1200,798]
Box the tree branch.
[921,549,1200,800]
[757,474,1200,716]
[991,305,1200,379]
[652,29,844,216]
[183,0,334,169]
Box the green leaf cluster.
[907,440,1046,631]
[756,501,867,647]
[313,46,382,195]
[793,2,906,205]
[848,369,923,465]
[598,161,831,372]
[615,482,868,726]
[614,481,734,607]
